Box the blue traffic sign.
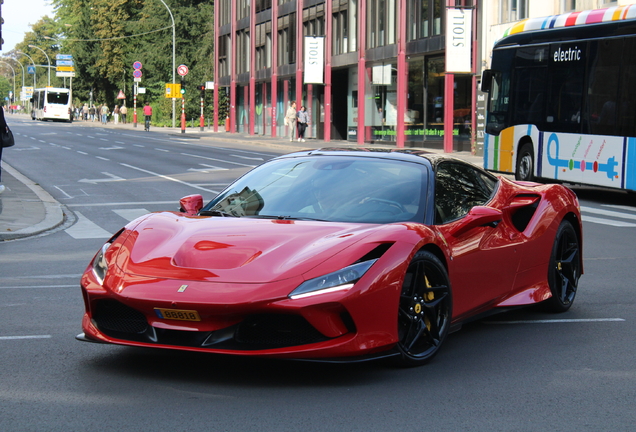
[133,61,143,70]
[27,66,36,74]
[56,54,73,60]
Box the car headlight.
[289,259,378,300]
[91,242,112,284]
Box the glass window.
[204,156,429,224]
[434,162,497,224]
[584,38,622,136]
[546,42,586,133]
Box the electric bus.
[481,5,636,192]
[31,87,72,122]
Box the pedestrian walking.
[297,105,309,142]
[113,105,120,124]
[120,105,127,124]
[0,105,9,194]
[100,104,109,124]
[82,104,89,121]
[89,105,96,122]
[143,102,153,131]
[285,100,297,142]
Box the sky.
[2,0,56,53]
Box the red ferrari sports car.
[77,149,583,366]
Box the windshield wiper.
[199,209,238,217]
[245,215,328,221]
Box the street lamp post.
[16,51,37,90]
[29,44,51,87]
[13,58,26,89]
[158,0,176,128]
[0,62,17,107]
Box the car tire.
[516,143,534,181]
[395,251,452,367]
[544,220,580,313]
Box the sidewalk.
[0,114,483,241]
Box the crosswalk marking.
[581,215,636,228]
[65,212,113,239]
[113,209,150,222]
[580,206,636,221]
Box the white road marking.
[581,215,636,227]
[120,163,219,193]
[77,151,88,155]
[78,172,126,184]
[181,153,255,167]
[485,318,625,324]
[230,154,264,161]
[98,146,124,150]
[96,156,110,161]
[580,206,636,220]
[0,335,52,340]
[113,208,150,221]
[65,212,112,239]
[603,204,636,213]
[155,148,170,152]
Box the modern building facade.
[212,0,633,153]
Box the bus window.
[546,43,585,133]
[511,47,548,126]
[619,37,636,138]
[485,48,514,135]
[47,92,70,105]
[584,38,622,136]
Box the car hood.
[116,212,380,283]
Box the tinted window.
[434,162,497,224]
[204,156,429,224]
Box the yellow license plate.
[154,308,201,322]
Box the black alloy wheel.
[516,143,535,181]
[396,251,452,366]
[545,220,580,312]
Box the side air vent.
[508,194,540,232]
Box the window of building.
[255,22,272,71]
[333,0,357,55]
[237,0,250,20]
[218,35,231,78]
[407,0,448,41]
[367,0,397,48]
[303,4,325,36]
[278,14,296,66]
[236,29,250,74]
[255,0,272,14]
[219,0,231,27]
[500,0,528,23]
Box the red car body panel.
[78,151,582,361]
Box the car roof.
[275,147,471,170]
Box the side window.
[434,162,496,224]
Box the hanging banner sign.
[445,8,473,73]
[304,36,324,84]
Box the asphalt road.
[1,118,634,431]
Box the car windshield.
[203,155,429,224]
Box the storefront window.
[366,62,398,142]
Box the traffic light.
[196,84,205,91]
[180,78,186,94]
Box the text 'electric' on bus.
[31,87,72,122]
[481,5,636,192]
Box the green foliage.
[36,0,217,121]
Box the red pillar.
[357,0,367,146]
[324,0,332,142]
[396,0,408,148]
[213,2,219,132]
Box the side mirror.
[481,70,493,93]
[179,194,204,216]
[450,206,503,237]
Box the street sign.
[27,66,36,74]
[134,77,142,82]
[56,60,74,66]
[165,83,182,98]
[177,64,189,76]
[56,66,75,72]
[56,54,73,60]
[205,81,215,90]
[56,71,76,78]
[133,70,142,78]
[133,61,143,70]
[117,90,126,99]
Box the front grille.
[235,314,328,347]
[93,299,148,335]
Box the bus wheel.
[516,143,534,181]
